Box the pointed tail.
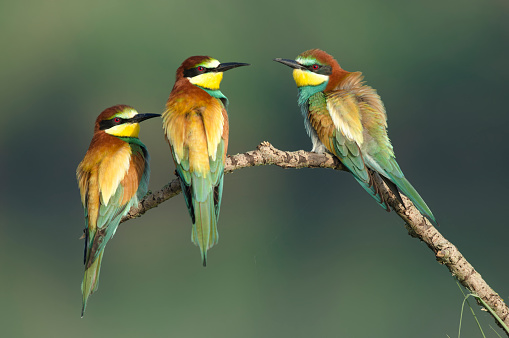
[191,191,219,267]
[353,170,391,212]
[386,172,436,224]
[189,172,220,266]
[356,169,436,224]
[81,250,105,317]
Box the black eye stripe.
[183,66,212,78]
[99,117,125,130]
[305,64,332,75]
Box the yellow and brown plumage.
[77,105,159,316]
[275,49,435,222]
[162,56,248,266]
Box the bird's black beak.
[130,113,161,123]
[215,62,250,72]
[273,58,304,70]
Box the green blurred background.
[1,0,508,337]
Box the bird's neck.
[200,87,229,109]
[325,68,350,91]
[297,82,327,106]
[116,136,144,146]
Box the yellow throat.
[293,69,328,87]
[105,123,140,138]
[189,72,223,90]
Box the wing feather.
[307,88,389,209]
[120,142,147,204]
[78,138,149,267]
[350,72,436,221]
[98,144,131,206]
[163,93,226,264]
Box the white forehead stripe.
[116,109,138,119]
[202,59,220,68]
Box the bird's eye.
[114,117,121,123]
[312,64,320,70]
[197,66,205,72]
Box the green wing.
[308,91,390,210]
[174,139,224,266]
[365,147,436,223]
[130,138,151,202]
[357,88,436,223]
[82,141,149,316]
[87,140,149,265]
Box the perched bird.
[274,49,435,223]
[162,56,249,266]
[77,105,160,316]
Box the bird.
[274,49,435,223]
[162,56,249,266]
[76,105,160,316]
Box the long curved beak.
[273,58,304,70]
[215,62,250,72]
[130,113,161,123]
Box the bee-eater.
[77,105,160,316]
[274,49,435,223]
[162,56,249,266]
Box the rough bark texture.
[121,141,344,222]
[120,142,509,334]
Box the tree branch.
[121,141,509,334]
[120,141,346,223]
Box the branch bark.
[121,141,509,334]
[120,141,345,223]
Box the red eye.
[114,117,121,123]
[312,64,320,70]
[197,66,205,72]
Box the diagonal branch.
[121,141,509,334]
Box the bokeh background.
[2,0,508,337]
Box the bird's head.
[95,105,160,138]
[274,49,345,91]
[178,56,249,90]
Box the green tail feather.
[386,172,436,224]
[354,172,390,211]
[81,250,104,317]
[189,172,220,267]
[364,155,436,223]
[178,140,224,266]
[191,193,219,267]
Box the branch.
[120,141,345,222]
[121,141,509,334]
